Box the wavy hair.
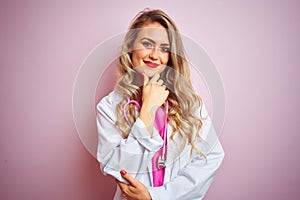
[115,9,205,157]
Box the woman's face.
[131,22,170,78]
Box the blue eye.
[142,41,153,48]
[161,47,170,52]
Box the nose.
[149,47,159,60]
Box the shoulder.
[96,90,123,114]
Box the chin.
[146,67,166,77]
[144,72,156,78]
[144,69,161,77]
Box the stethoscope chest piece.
[123,96,169,170]
[157,155,166,169]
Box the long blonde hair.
[115,9,204,156]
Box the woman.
[96,9,225,200]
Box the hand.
[142,73,169,112]
[139,73,169,134]
[116,170,152,200]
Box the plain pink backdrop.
[1,1,300,199]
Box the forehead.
[136,22,169,44]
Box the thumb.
[120,169,138,187]
[143,73,149,86]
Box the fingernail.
[141,73,145,77]
[120,169,127,176]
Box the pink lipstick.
[144,61,159,68]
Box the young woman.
[96,9,225,200]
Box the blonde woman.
[96,9,225,200]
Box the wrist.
[139,106,155,125]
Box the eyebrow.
[140,37,170,46]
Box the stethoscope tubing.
[123,96,168,159]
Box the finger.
[120,170,138,187]
[116,180,127,190]
[122,193,128,199]
[143,73,149,86]
[149,73,160,83]
[149,82,161,86]
[157,79,164,85]
[165,90,170,98]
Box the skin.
[132,22,170,133]
[117,170,152,200]
[131,21,170,78]
[116,22,171,200]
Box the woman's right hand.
[139,73,169,132]
[142,73,169,113]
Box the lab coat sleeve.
[147,105,225,200]
[96,92,163,182]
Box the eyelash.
[142,41,170,52]
[142,41,153,48]
[161,47,170,52]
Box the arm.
[96,92,163,182]
[97,73,168,183]
[148,106,225,200]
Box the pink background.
[1,0,300,199]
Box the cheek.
[161,53,170,65]
[132,49,149,64]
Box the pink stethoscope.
[123,96,168,169]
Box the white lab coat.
[96,91,225,200]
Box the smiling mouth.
[144,61,159,68]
